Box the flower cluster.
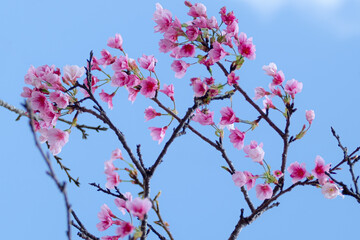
[22,64,85,154]
[97,193,152,239]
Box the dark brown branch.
[147,223,167,240]
[71,210,100,240]
[89,182,126,200]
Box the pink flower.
[263,96,275,110]
[126,198,152,220]
[220,7,236,25]
[126,75,140,88]
[127,88,139,103]
[107,33,123,51]
[171,60,190,79]
[111,148,124,160]
[21,87,33,98]
[243,141,265,165]
[192,79,208,97]
[41,128,69,155]
[116,222,135,238]
[272,71,285,85]
[30,91,49,112]
[207,16,219,29]
[179,44,196,58]
[229,128,246,150]
[208,42,228,63]
[306,110,315,125]
[262,63,277,77]
[255,184,273,200]
[96,204,115,231]
[312,155,330,185]
[284,79,303,98]
[159,84,175,101]
[98,49,116,67]
[288,161,310,183]
[227,72,239,86]
[62,65,85,85]
[193,17,208,28]
[204,77,214,85]
[112,55,130,72]
[188,3,207,18]
[111,72,129,87]
[114,192,132,214]
[153,3,173,33]
[140,77,158,98]
[244,171,257,190]
[192,108,214,126]
[99,90,115,110]
[232,171,246,187]
[226,21,239,37]
[49,91,69,109]
[106,171,121,189]
[186,25,200,41]
[220,107,239,125]
[90,56,102,71]
[254,87,269,100]
[144,106,161,121]
[159,39,177,53]
[273,170,283,178]
[138,54,157,72]
[104,159,116,175]
[237,32,256,60]
[149,126,168,144]
[321,182,342,199]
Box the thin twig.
[24,101,72,240]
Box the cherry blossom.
[244,171,257,190]
[144,106,161,121]
[104,159,116,175]
[321,182,342,199]
[262,62,277,76]
[284,79,303,99]
[140,77,158,98]
[188,3,207,18]
[153,3,173,33]
[192,78,208,97]
[106,171,121,189]
[62,65,85,85]
[186,25,200,41]
[159,84,175,101]
[125,198,152,220]
[256,184,273,200]
[254,87,269,100]
[112,55,130,72]
[208,41,228,63]
[312,155,330,185]
[49,91,69,109]
[220,107,239,125]
[111,72,129,87]
[288,162,310,183]
[111,148,124,160]
[179,44,196,58]
[232,171,246,187]
[98,49,116,67]
[107,33,123,51]
[243,141,265,165]
[306,110,315,125]
[149,126,168,144]
[227,71,239,86]
[192,108,214,126]
[96,204,115,231]
[237,32,256,60]
[220,6,236,25]
[171,60,190,79]
[229,128,246,150]
[273,170,283,178]
[138,54,157,72]
[272,71,285,85]
[40,128,69,155]
[114,192,132,215]
[116,222,135,238]
[99,90,115,110]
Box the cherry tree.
[1,1,359,240]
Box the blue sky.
[1,0,360,239]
